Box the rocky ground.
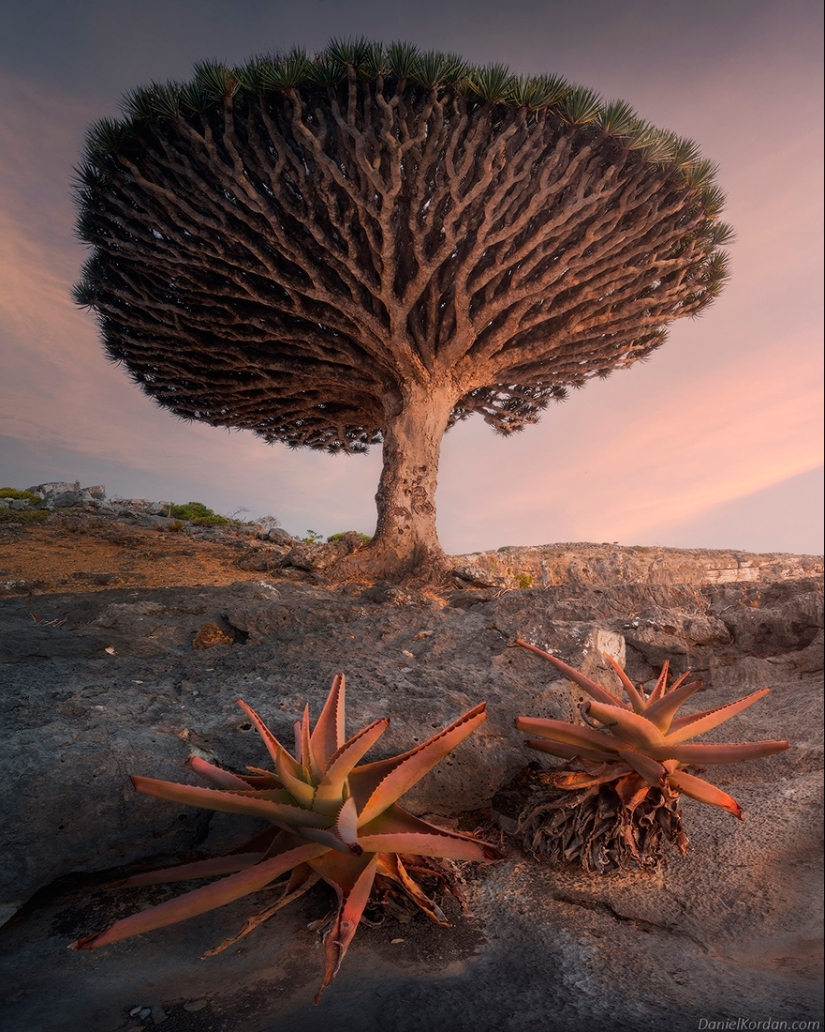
[0,485,822,1032]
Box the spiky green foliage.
[72,675,500,1002]
[73,38,733,175]
[73,37,731,449]
[513,640,789,870]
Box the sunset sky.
[1,0,822,555]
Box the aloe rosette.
[513,639,789,869]
[72,674,501,1000]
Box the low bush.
[0,488,43,504]
[0,509,48,524]
[327,531,372,545]
[166,502,230,527]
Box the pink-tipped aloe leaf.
[130,776,332,828]
[650,739,789,765]
[350,702,488,826]
[296,703,320,780]
[667,769,743,819]
[309,672,347,770]
[236,699,302,779]
[663,689,771,744]
[310,851,379,1003]
[647,660,670,705]
[72,842,327,951]
[642,677,704,732]
[551,764,635,789]
[585,701,667,751]
[376,853,449,927]
[299,824,362,856]
[514,716,622,757]
[313,718,390,814]
[335,795,361,851]
[300,797,365,857]
[241,766,283,788]
[615,747,668,787]
[357,803,503,860]
[274,747,315,808]
[110,853,266,888]
[515,639,628,707]
[603,654,647,713]
[523,737,622,763]
[665,669,693,694]
[185,755,252,791]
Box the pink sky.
[0,0,822,554]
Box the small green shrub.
[0,509,48,524]
[166,502,229,526]
[515,573,533,589]
[0,488,43,504]
[302,529,324,544]
[327,531,372,546]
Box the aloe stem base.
[511,765,690,873]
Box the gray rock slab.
[0,570,821,1030]
[0,758,820,1032]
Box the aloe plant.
[513,640,789,870]
[72,675,501,1001]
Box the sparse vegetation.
[327,531,372,546]
[255,515,282,533]
[165,502,230,527]
[0,488,43,504]
[0,509,48,524]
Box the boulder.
[260,526,295,545]
[26,482,108,509]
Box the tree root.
[326,541,457,592]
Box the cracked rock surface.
[0,539,821,1031]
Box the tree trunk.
[339,381,457,583]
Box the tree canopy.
[74,38,731,580]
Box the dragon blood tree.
[74,39,731,581]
